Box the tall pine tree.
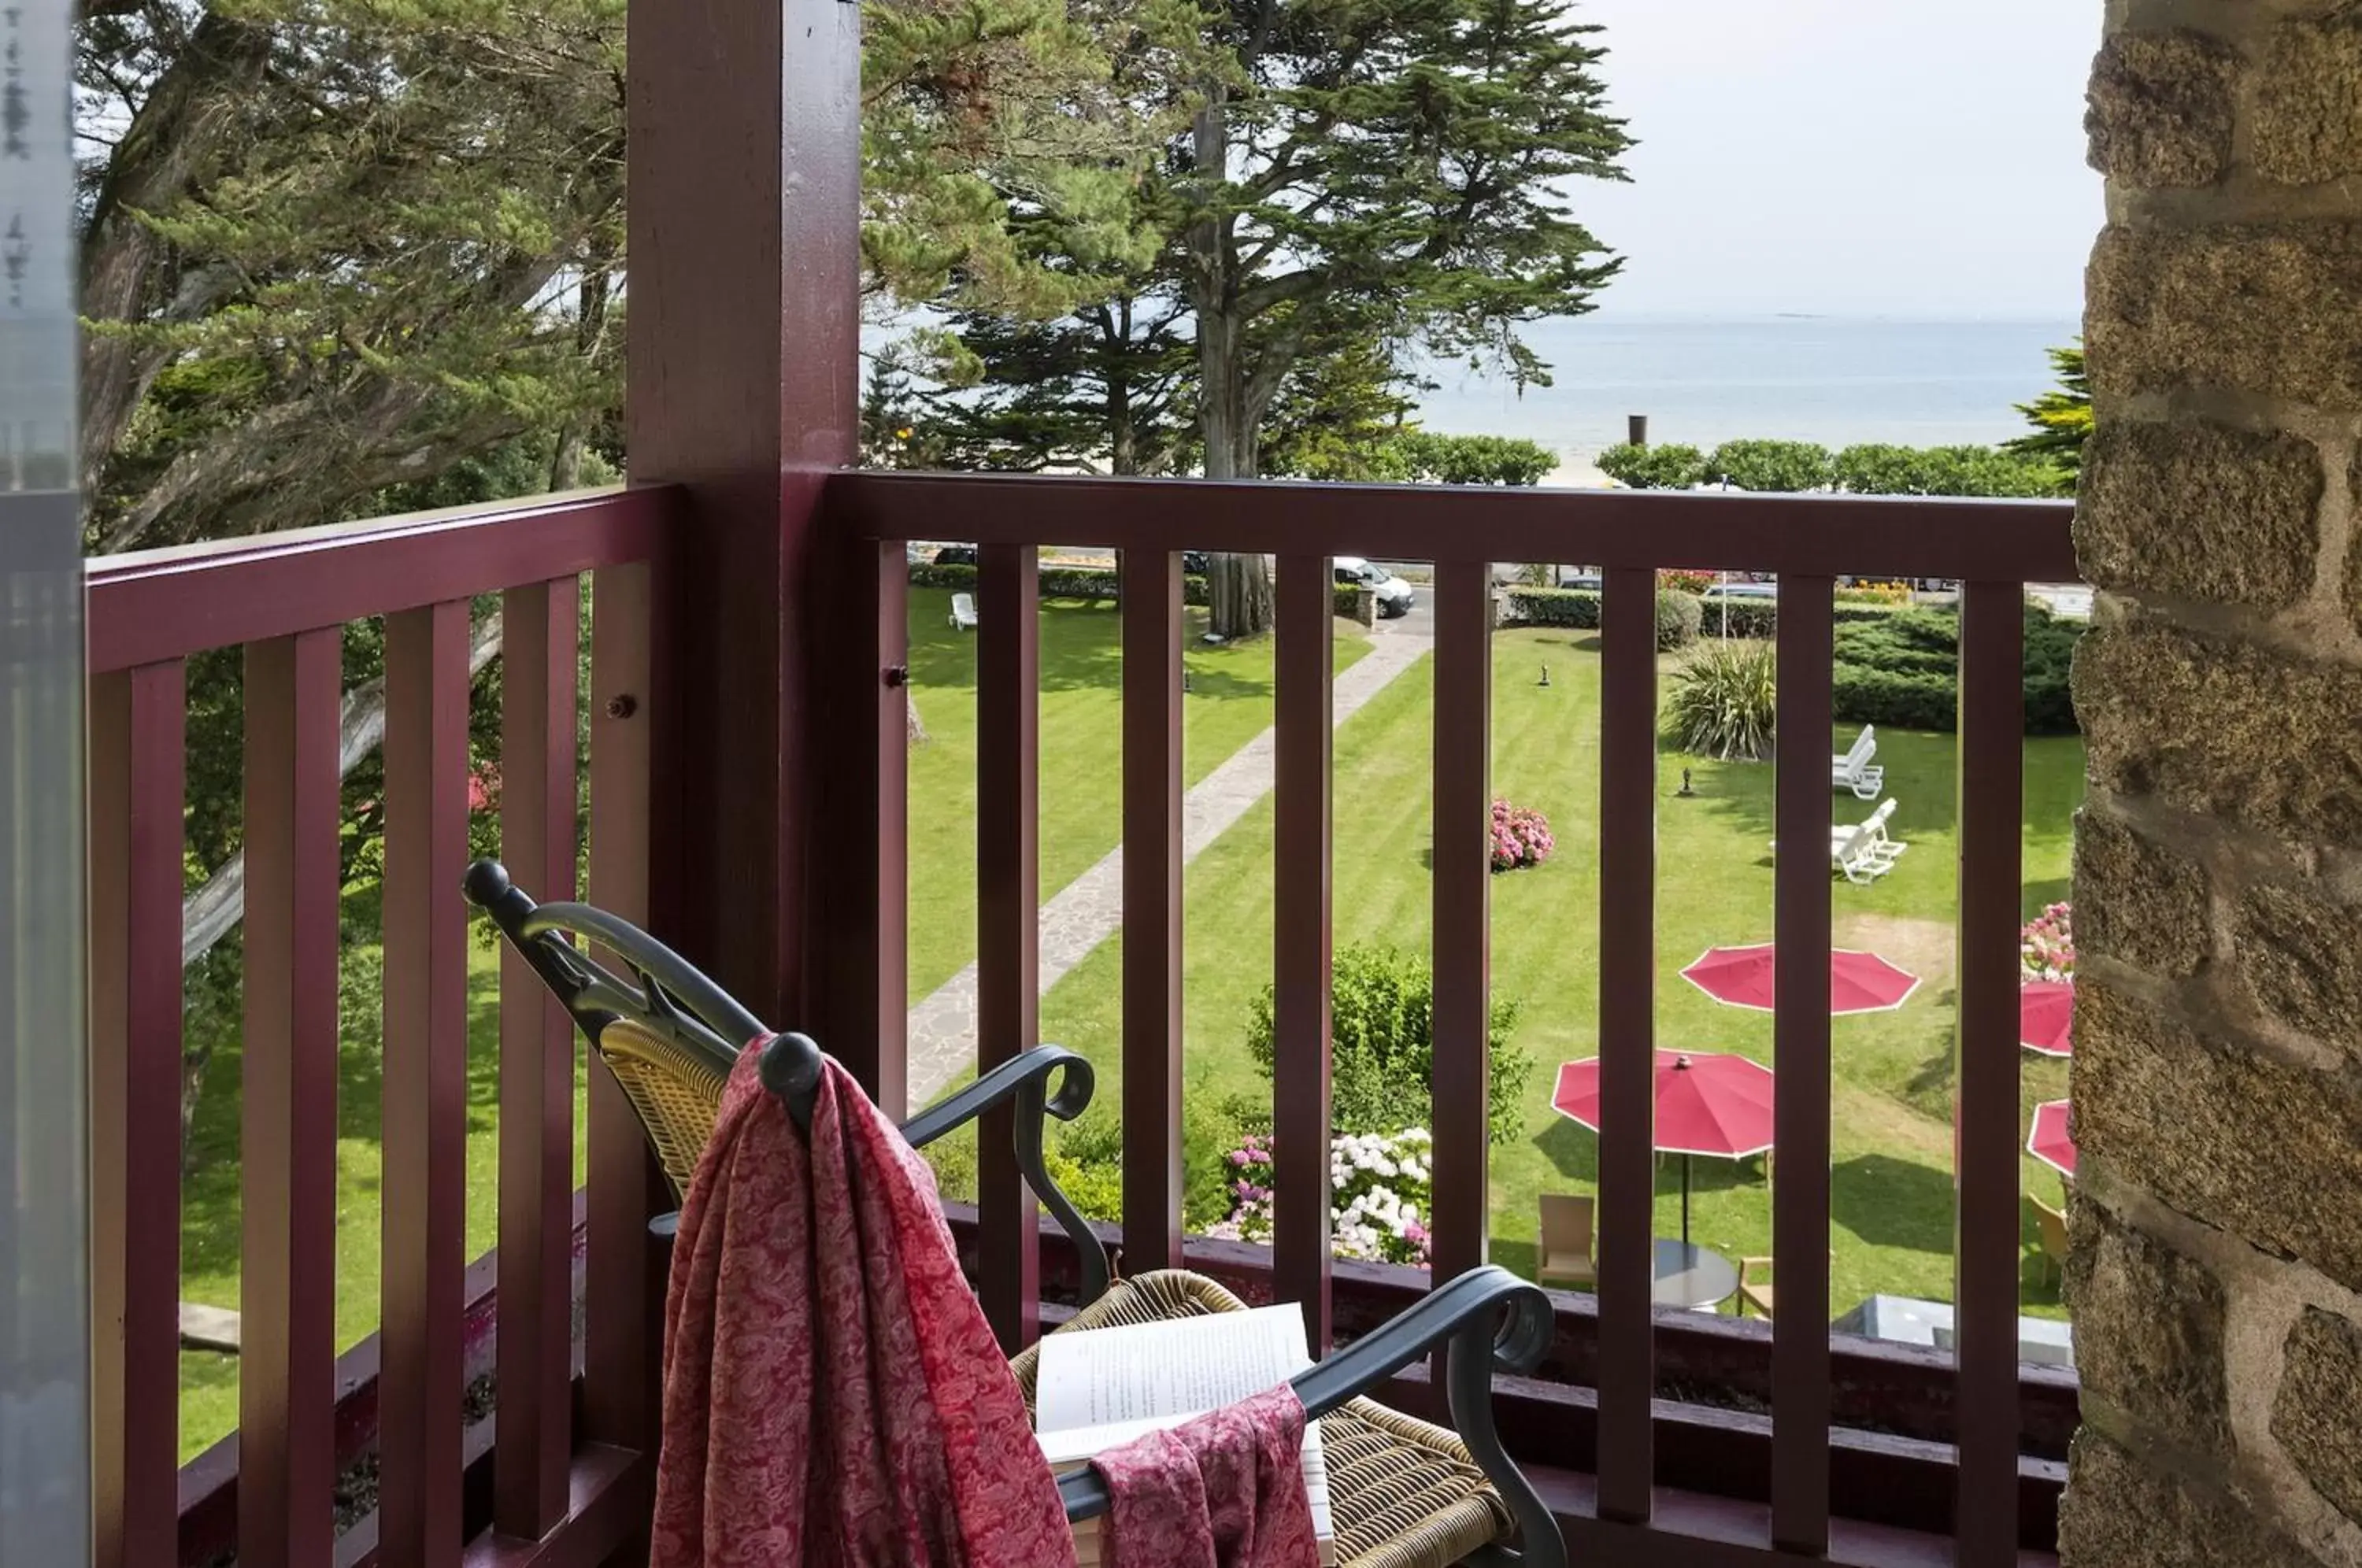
[924,0,1631,634]
[1189,0,1630,632]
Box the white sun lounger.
[949,591,979,631]
[1832,725,1883,801]
[1833,798,1907,883]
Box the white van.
[1333,557,1417,618]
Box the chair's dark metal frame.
[464,860,1565,1566]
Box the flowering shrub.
[1490,800,1554,872]
[1834,579,1913,606]
[1205,1128,1435,1266]
[1657,568,1715,596]
[1247,945,1531,1146]
[2022,901,2075,981]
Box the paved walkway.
[905,608,1435,1104]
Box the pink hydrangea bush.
[1204,1128,1434,1266]
[2022,901,2074,981]
[1490,800,1553,873]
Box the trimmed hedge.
[911,560,1363,621]
[1499,586,1701,651]
[1831,605,2081,735]
[1502,588,1906,645]
[910,560,1215,608]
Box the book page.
[1035,1303,1312,1435]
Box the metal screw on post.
[605,694,638,719]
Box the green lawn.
[904,588,1369,995]
[176,904,571,1460]
[1034,623,2082,1319]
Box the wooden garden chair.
[1535,1195,1597,1290]
[2029,1194,2071,1289]
[466,860,1568,1568]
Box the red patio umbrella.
[1552,1050,1776,1243]
[2027,1098,2076,1179]
[1680,943,1921,1014]
[2020,981,2075,1058]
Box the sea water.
[1413,315,2079,476]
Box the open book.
[1035,1304,1335,1566]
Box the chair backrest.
[463,860,1118,1309]
[1868,797,1897,828]
[1831,819,1870,865]
[1842,727,1875,771]
[2032,1196,2070,1259]
[600,1017,731,1199]
[952,591,977,619]
[1538,1193,1595,1260]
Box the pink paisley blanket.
[650,1044,1075,1567]
[1088,1383,1321,1568]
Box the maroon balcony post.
[807,531,912,1119]
[239,627,344,1568]
[1273,553,1335,1348]
[586,562,666,1463]
[1122,547,1187,1276]
[379,601,473,1567]
[1953,579,2027,1564]
[625,0,860,1021]
[1430,560,1493,1289]
[1596,566,1657,1523]
[497,578,583,1537]
[976,542,1042,1351]
[87,660,184,1568]
[1771,577,1836,1555]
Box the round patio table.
[1653,1237,1740,1310]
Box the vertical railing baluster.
[1954,579,2027,1564]
[866,541,913,1121]
[380,601,471,1568]
[1431,560,1493,1289]
[1597,567,1657,1522]
[497,577,581,1536]
[586,562,663,1463]
[1772,575,1834,1555]
[977,542,1041,1350]
[1274,553,1335,1347]
[1122,547,1186,1278]
[240,628,344,1568]
[88,661,185,1568]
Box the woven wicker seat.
[1012,1271,1511,1568]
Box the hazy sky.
[1568,1,2103,319]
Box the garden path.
[905,602,1437,1104]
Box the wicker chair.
[465,862,1566,1568]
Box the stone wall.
[2070,4,2362,1564]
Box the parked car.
[1182,550,1211,575]
[932,544,979,567]
[1334,556,1417,618]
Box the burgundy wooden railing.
[87,472,2076,1568]
[828,470,2079,1566]
[87,487,676,1568]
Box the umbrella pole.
[1683,1156,1693,1246]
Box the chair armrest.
[892,1045,1111,1308]
[1055,1266,1566,1568]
